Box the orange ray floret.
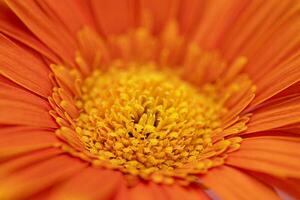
[162,185,210,200]
[249,171,300,199]
[91,0,136,35]
[0,3,59,63]
[48,167,122,200]
[0,155,87,200]
[0,130,60,160]
[5,0,77,65]
[201,166,280,200]
[227,136,300,178]
[245,96,300,133]
[0,148,62,177]
[0,34,52,97]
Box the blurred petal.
[201,166,280,200]
[227,136,300,177]
[91,0,137,35]
[0,155,87,199]
[49,168,122,200]
[0,130,60,160]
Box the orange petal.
[222,81,255,126]
[129,183,168,200]
[0,2,59,63]
[38,0,96,35]
[235,136,300,155]
[0,130,60,160]
[0,148,62,177]
[270,81,300,100]
[245,96,300,133]
[177,0,205,36]
[194,0,250,49]
[0,34,52,97]
[28,188,55,200]
[227,156,300,178]
[55,127,84,151]
[163,184,210,200]
[49,167,122,200]
[222,0,297,60]
[201,166,280,200]
[0,99,56,128]
[140,0,180,33]
[221,0,300,104]
[91,0,137,35]
[247,20,299,81]
[219,0,300,110]
[6,0,77,65]
[50,64,79,96]
[77,26,110,70]
[149,183,170,200]
[0,155,87,200]
[0,82,50,110]
[227,136,300,178]
[249,54,300,109]
[113,178,130,200]
[0,125,41,134]
[277,123,300,135]
[250,171,300,200]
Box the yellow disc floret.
[73,62,226,183]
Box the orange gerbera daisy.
[0,0,299,199]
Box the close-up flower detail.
[0,0,299,199]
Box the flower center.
[73,62,226,184]
[50,23,251,185]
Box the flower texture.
[0,0,300,200]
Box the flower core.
[72,63,229,184]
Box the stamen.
[70,62,234,184]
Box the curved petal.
[0,2,59,63]
[129,182,174,200]
[201,166,280,200]
[113,179,130,200]
[227,136,300,178]
[219,0,300,105]
[0,155,87,200]
[163,185,210,200]
[0,130,60,160]
[38,0,96,35]
[0,34,53,97]
[247,171,300,200]
[245,96,300,134]
[0,148,62,177]
[194,0,250,49]
[5,0,78,65]
[248,53,300,109]
[0,99,56,128]
[48,167,122,200]
[139,0,180,33]
[0,81,51,110]
[191,0,300,108]
[91,0,137,35]
[177,0,205,36]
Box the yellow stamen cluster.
[74,62,225,181]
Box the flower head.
[0,0,300,199]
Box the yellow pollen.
[74,63,225,182]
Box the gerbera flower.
[0,0,299,199]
